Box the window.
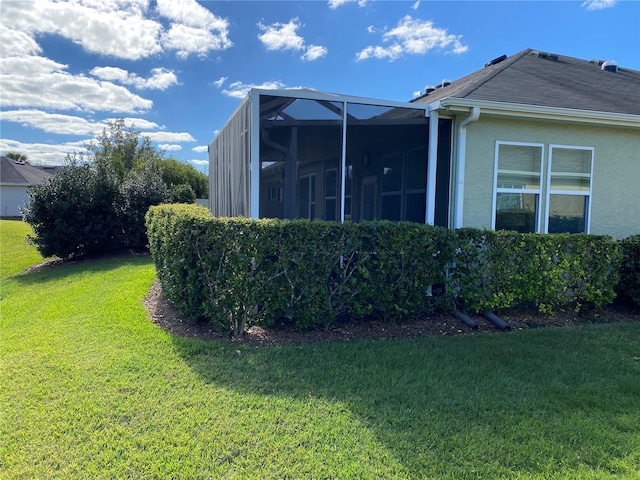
[324,168,338,221]
[381,153,403,221]
[299,174,316,220]
[493,142,544,233]
[545,146,593,234]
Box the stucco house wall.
[1,184,31,217]
[460,116,640,238]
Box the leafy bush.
[23,119,200,258]
[119,165,169,248]
[23,165,121,258]
[168,183,196,204]
[617,235,640,307]
[450,229,622,313]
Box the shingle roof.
[0,156,56,185]
[413,48,640,115]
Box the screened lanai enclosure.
[209,89,452,226]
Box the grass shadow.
[169,323,640,477]
[8,253,154,286]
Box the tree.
[88,118,164,180]
[156,157,208,199]
[5,152,28,163]
[23,120,172,259]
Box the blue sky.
[1,0,638,171]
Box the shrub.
[617,235,640,307]
[23,165,121,258]
[168,183,196,204]
[119,165,169,248]
[450,230,622,313]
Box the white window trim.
[544,145,594,234]
[491,141,545,231]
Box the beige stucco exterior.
[456,115,640,239]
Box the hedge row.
[146,204,628,337]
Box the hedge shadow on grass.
[169,323,640,478]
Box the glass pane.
[325,199,336,221]
[259,95,342,220]
[283,99,342,120]
[347,104,424,121]
[497,144,542,189]
[299,176,310,219]
[406,148,427,191]
[550,148,591,191]
[381,195,402,221]
[405,192,426,223]
[325,169,337,197]
[382,153,403,192]
[495,193,538,233]
[362,183,376,220]
[548,194,587,233]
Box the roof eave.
[430,97,640,128]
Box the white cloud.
[188,159,208,167]
[0,110,105,135]
[356,44,404,61]
[90,66,179,90]
[157,0,232,58]
[0,28,41,57]
[367,25,377,33]
[159,144,182,151]
[161,23,232,59]
[258,18,327,61]
[222,80,287,99]
[192,145,209,153]
[0,0,232,62]
[258,18,305,51]
[1,0,164,61]
[411,1,421,10]
[143,131,196,142]
[328,0,367,8]
[356,15,468,61]
[107,118,161,130]
[0,55,153,113]
[212,76,228,88]
[302,45,328,61]
[581,0,616,10]
[0,138,88,166]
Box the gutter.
[454,106,480,229]
[439,98,640,128]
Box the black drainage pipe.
[482,311,511,331]
[453,311,478,330]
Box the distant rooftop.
[0,156,59,185]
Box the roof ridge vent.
[424,85,437,94]
[601,60,618,73]
[440,79,451,88]
[531,50,558,61]
[484,54,507,67]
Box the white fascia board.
[249,88,430,112]
[437,98,640,128]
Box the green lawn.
[1,219,639,479]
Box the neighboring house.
[209,49,640,238]
[0,156,60,217]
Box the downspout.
[453,106,480,229]
[425,102,440,225]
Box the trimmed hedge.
[450,229,622,314]
[146,205,453,336]
[617,235,640,307]
[147,204,627,338]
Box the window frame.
[544,144,594,234]
[491,141,545,232]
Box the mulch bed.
[143,280,640,347]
